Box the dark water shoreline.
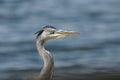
[1,71,120,80]
[54,72,120,80]
[1,66,120,80]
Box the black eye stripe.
[50,31,55,34]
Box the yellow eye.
[50,31,55,34]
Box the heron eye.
[50,31,55,34]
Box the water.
[0,0,120,80]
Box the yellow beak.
[55,30,80,38]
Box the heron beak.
[55,30,80,38]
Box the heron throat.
[36,38,54,80]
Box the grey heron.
[26,25,79,80]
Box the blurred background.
[0,0,120,80]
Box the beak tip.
[71,31,80,35]
[75,32,80,34]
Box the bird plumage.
[34,25,79,80]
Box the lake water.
[0,0,120,80]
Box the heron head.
[36,25,79,40]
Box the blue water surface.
[0,0,120,80]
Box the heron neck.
[36,38,54,80]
